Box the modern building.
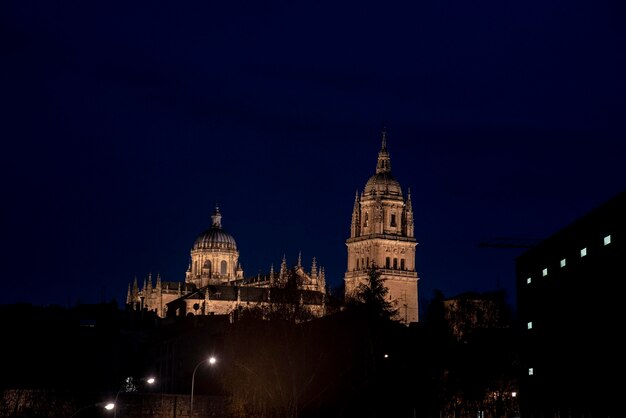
[516,189,625,416]
[344,131,419,325]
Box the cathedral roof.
[363,131,403,198]
[364,172,402,197]
[193,206,238,251]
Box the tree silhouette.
[348,266,398,321]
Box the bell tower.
[344,131,419,324]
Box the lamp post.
[112,376,156,418]
[190,356,217,417]
[70,401,114,417]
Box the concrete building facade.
[516,189,625,417]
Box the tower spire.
[405,187,414,237]
[351,190,361,238]
[211,204,222,228]
[280,254,288,285]
[311,257,318,279]
[381,128,387,150]
[376,130,391,174]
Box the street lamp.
[70,401,114,417]
[190,356,217,417]
[112,376,156,418]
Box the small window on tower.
[385,257,390,268]
[604,235,611,245]
[560,258,566,268]
[580,247,587,257]
[390,213,397,227]
[364,212,369,227]
[393,258,398,269]
[400,259,405,270]
[542,268,548,277]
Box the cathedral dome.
[192,207,238,251]
[364,172,403,197]
[193,228,237,250]
[363,131,403,198]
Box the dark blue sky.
[2,0,625,312]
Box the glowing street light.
[70,401,114,417]
[113,376,156,418]
[190,356,217,417]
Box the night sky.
[2,0,625,313]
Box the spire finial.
[211,204,222,228]
[375,130,391,174]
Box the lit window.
[542,268,548,277]
[528,368,534,376]
[560,258,566,268]
[604,235,611,245]
[580,247,587,257]
[526,277,531,284]
[527,322,533,330]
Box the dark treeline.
[1,269,518,417]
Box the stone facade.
[128,131,419,325]
[127,208,326,319]
[344,131,419,324]
[185,207,244,288]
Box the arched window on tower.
[391,213,397,227]
[221,260,227,275]
[364,212,369,227]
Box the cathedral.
[344,131,419,324]
[127,131,419,325]
[127,206,327,319]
